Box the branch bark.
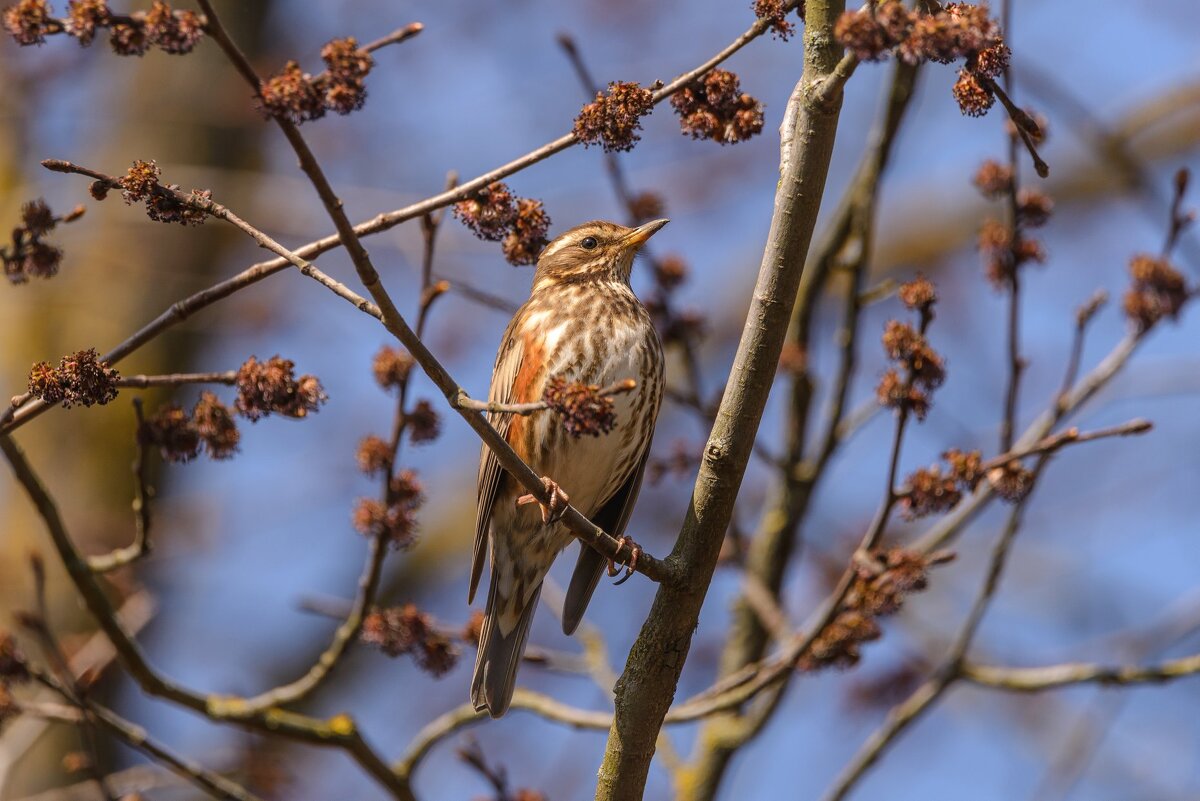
[593,2,850,797]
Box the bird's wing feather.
[470,326,524,604]
[562,446,652,635]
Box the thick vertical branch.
[677,59,920,801]
[594,3,850,798]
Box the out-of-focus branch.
[962,654,1200,691]
[85,400,152,573]
[114,371,237,388]
[25,670,266,801]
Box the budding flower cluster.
[628,191,665,224]
[259,37,374,123]
[110,159,209,226]
[671,69,764,145]
[3,199,84,284]
[352,469,424,549]
[27,348,118,408]
[835,2,1008,117]
[1122,254,1188,331]
[753,0,797,40]
[876,313,945,421]
[235,355,327,421]
[3,0,205,54]
[543,376,617,438]
[900,448,983,519]
[361,603,457,677]
[977,217,1045,289]
[141,391,240,463]
[372,345,415,391]
[799,547,952,672]
[573,81,655,153]
[453,182,551,266]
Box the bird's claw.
[516,476,570,525]
[607,536,641,585]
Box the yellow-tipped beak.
[621,218,669,248]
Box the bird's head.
[531,218,669,291]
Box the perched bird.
[470,218,668,718]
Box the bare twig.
[452,379,636,416]
[86,400,152,573]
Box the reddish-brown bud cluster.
[835,2,1007,117]
[833,0,910,62]
[1017,189,1053,227]
[140,392,240,463]
[27,348,118,408]
[454,182,516,241]
[574,80,655,152]
[361,603,457,677]
[406,399,441,445]
[454,183,550,266]
[319,37,373,114]
[671,69,764,145]
[987,460,1034,502]
[876,316,944,421]
[944,447,984,489]
[3,0,205,53]
[1122,254,1188,331]
[800,548,952,671]
[628,191,665,224]
[898,274,937,313]
[113,160,208,226]
[952,69,994,117]
[900,448,983,519]
[653,254,688,292]
[543,376,618,438]
[502,197,552,267]
[372,345,415,391]
[977,216,1045,289]
[142,0,202,54]
[353,469,423,548]
[2,0,53,45]
[753,0,797,40]
[900,465,959,519]
[2,199,84,284]
[356,435,392,476]
[65,0,108,46]
[972,159,1012,198]
[258,62,324,123]
[259,37,374,123]
[235,355,327,421]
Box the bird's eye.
[580,236,599,250]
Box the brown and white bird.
[470,218,668,718]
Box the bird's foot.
[607,536,642,585]
[516,476,570,525]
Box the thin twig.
[452,379,636,416]
[86,399,153,573]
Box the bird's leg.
[516,476,570,525]
[607,536,642,585]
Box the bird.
[469,218,668,718]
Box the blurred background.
[1,0,1198,799]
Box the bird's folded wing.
[470,331,524,604]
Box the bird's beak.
[621,218,669,249]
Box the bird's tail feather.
[471,575,541,718]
